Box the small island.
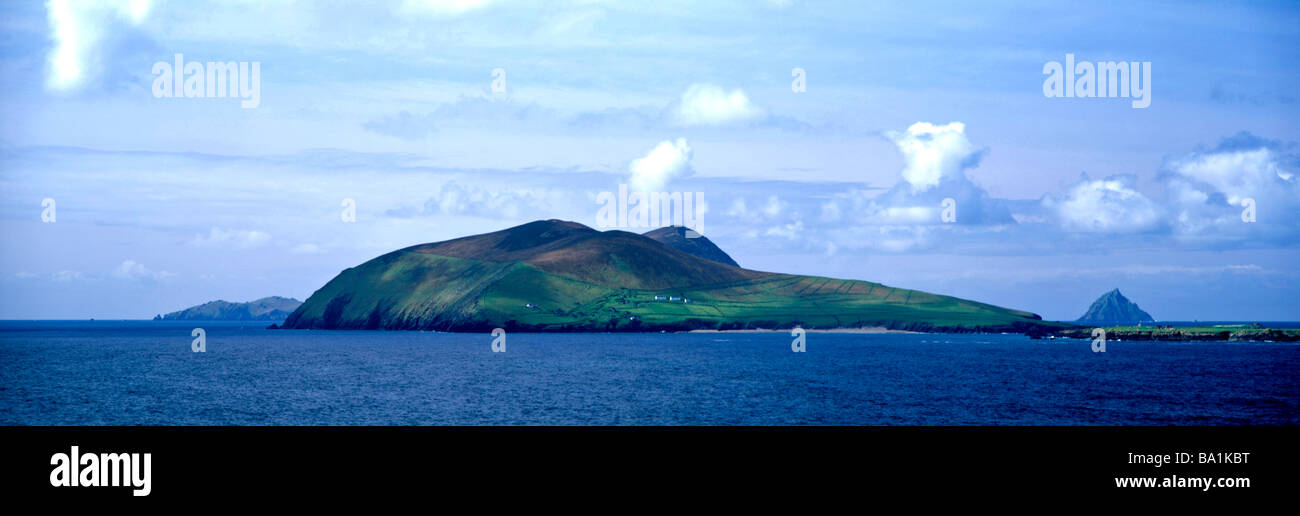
[155,296,302,321]
[1075,288,1153,326]
[1051,289,1299,341]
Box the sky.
[1,0,1298,321]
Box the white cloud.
[822,225,935,253]
[762,195,786,217]
[53,270,85,282]
[45,0,152,91]
[190,227,272,248]
[886,121,979,192]
[1046,176,1162,233]
[1169,148,1288,206]
[765,220,804,240]
[672,84,763,127]
[822,122,1011,227]
[1160,140,1298,241]
[629,138,693,192]
[869,205,937,225]
[400,0,494,16]
[419,181,572,219]
[111,260,170,281]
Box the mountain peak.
[1076,288,1154,325]
[642,226,740,267]
[402,219,757,290]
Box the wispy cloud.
[111,259,171,281]
[189,228,272,248]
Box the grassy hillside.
[283,220,1066,333]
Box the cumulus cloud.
[111,260,171,281]
[722,120,1014,255]
[886,122,983,192]
[714,125,1281,257]
[629,138,693,192]
[1160,132,1299,241]
[1169,148,1287,205]
[1044,175,1162,233]
[850,121,1011,226]
[45,0,152,91]
[671,84,763,127]
[189,228,272,248]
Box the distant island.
[155,296,302,321]
[1056,323,1300,342]
[1076,288,1154,326]
[1057,289,1299,341]
[281,220,1068,333]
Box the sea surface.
[1,321,1296,425]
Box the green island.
[282,220,1067,333]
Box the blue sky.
[1,0,1298,321]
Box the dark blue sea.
[1,321,1296,425]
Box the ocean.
[1,321,1296,425]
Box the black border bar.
[2,426,1292,502]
